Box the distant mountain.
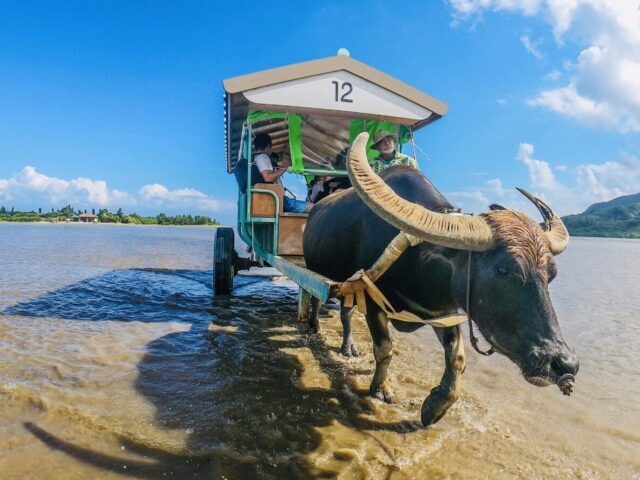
[562,193,640,239]
[583,192,640,214]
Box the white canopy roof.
[223,54,448,172]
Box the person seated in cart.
[369,130,418,174]
[307,147,351,203]
[253,133,313,213]
[308,175,351,203]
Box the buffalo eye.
[496,265,509,276]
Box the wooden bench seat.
[249,183,308,255]
[250,183,285,217]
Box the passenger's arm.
[259,167,287,183]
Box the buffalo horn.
[516,187,569,255]
[347,132,494,251]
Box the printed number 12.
[332,81,353,103]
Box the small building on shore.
[78,213,97,223]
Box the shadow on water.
[4,268,217,324]
[5,268,421,479]
[22,421,212,479]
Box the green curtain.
[247,110,287,123]
[287,113,304,173]
[248,110,410,170]
[247,110,304,173]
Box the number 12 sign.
[331,80,353,103]
[243,70,432,121]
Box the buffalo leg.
[365,306,395,403]
[421,325,466,427]
[339,301,358,357]
[309,296,321,333]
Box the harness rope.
[466,251,494,356]
[338,232,495,355]
[341,268,468,328]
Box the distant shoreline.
[0,221,226,228]
[0,209,221,227]
[569,234,640,240]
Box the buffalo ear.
[489,204,507,211]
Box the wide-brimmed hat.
[371,130,396,150]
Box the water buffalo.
[303,132,579,426]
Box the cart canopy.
[223,54,447,173]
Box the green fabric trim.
[287,113,304,174]
[247,109,304,174]
[247,110,288,123]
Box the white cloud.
[0,166,230,215]
[561,59,574,71]
[71,177,132,206]
[516,143,560,189]
[446,189,490,212]
[11,166,70,202]
[0,179,9,201]
[497,94,514,105]
[139,183,226,212]
[545,70,561,80]
[520,34,545,60]
[449,0,543,18]
[486,178,505,195]
[575,152,640,201]
[1,166,135,207]
[445,143,640,216]
[450,0,640,132]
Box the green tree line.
[562,203,640,239]
[0,205,220,226]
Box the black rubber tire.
[213,227,235,296]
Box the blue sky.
[1,1,638,224]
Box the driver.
[369,130,418,174]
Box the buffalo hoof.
[420,386,456,427]
[340,341,359,357]
[370,383,395,404]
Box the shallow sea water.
[0,223,639,479]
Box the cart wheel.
[213,227,235,296]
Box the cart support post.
[297,288,311,323]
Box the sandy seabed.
[1,229,639,479]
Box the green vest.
[370,152,418,174]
